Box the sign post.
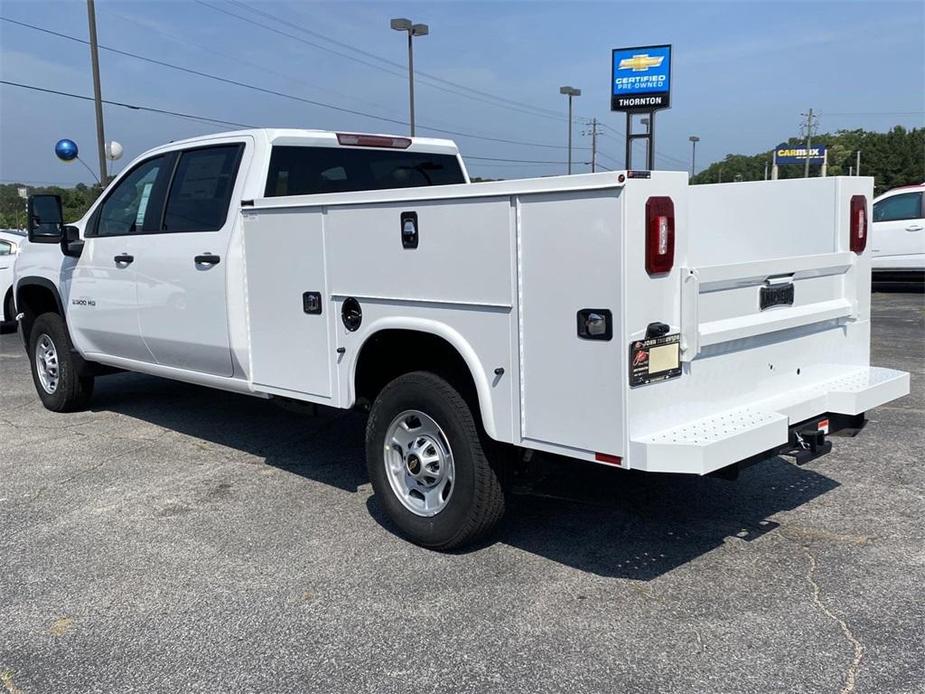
[611,44,672,170]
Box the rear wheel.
[28,312,94,412]
[366,371,505,550]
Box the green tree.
[0,183,102,229]
[691,126,924,194]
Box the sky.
[0,0,923,186]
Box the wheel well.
[355,330,479,411]
[16,282,61,340]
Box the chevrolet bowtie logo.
[618,54,664,71]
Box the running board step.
[631,408,788,475]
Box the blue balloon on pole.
[55,138,79,162]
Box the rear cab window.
[264,146,466,197]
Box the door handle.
[194,253,221,266]
[114,254,134,265]
[905,224,923,232]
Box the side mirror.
[62,226,84,258]
[28,194,65,243]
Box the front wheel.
[28,312,94,412]
[366,371,505,550]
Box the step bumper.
[630,367,909,475]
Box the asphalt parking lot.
[0,292,922,694]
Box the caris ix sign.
[774,143,827,165]
[611,45,672,112]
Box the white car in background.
[871,183,925,285]
[1,229,27,329]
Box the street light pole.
[406,31,415,136]
[391,18,429,137]
[559,86,581,174]
[86,0,107,185]
[689,135,700,178]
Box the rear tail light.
[850,195,867,253]
[336,133,412,149]
[645,196,675,274]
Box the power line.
[196,1,565,124]
[103,6,409,122]
[820,111,925,116]
[598,124,689,168]
[0,16,588,152]
[104,7,587,150]
[0,79,257,128]
[466,155,569,164]
[208,0,571,124]
[1,79,581,169]
[597,151,621,168]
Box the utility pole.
[856,150,861,176]
[582,118,600,172]
[86,0,107,185]
[801,107,815,178]
[591,118,597,172]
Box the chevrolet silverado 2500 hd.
[15,128,910,549]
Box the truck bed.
[240,172,908,473]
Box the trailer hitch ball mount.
[781,427,832,465]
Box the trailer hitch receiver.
[780,423,832,465]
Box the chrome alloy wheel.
[383,410,456,517]
[35,334,60,394]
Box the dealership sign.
[611,45,672,112]
[774,143,827,165]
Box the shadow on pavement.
[91,371,839,580]
[91,372,368,493]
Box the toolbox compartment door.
[242,208,333,399]
[518,189,625,454]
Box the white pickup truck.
[15,128,909,549]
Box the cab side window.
[0,241,12,256]
[873,192,923,223]
[162,145,242,232]
[97,156,168,236]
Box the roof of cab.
[162,128,460,156]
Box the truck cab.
[16,129,468,377]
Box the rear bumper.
[630,366,909,474]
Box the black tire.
[28,312,94,412]
[366,371,505,550]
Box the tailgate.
[681,177,868,359]
[625,176,909,473]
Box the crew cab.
[14,128,910,549]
